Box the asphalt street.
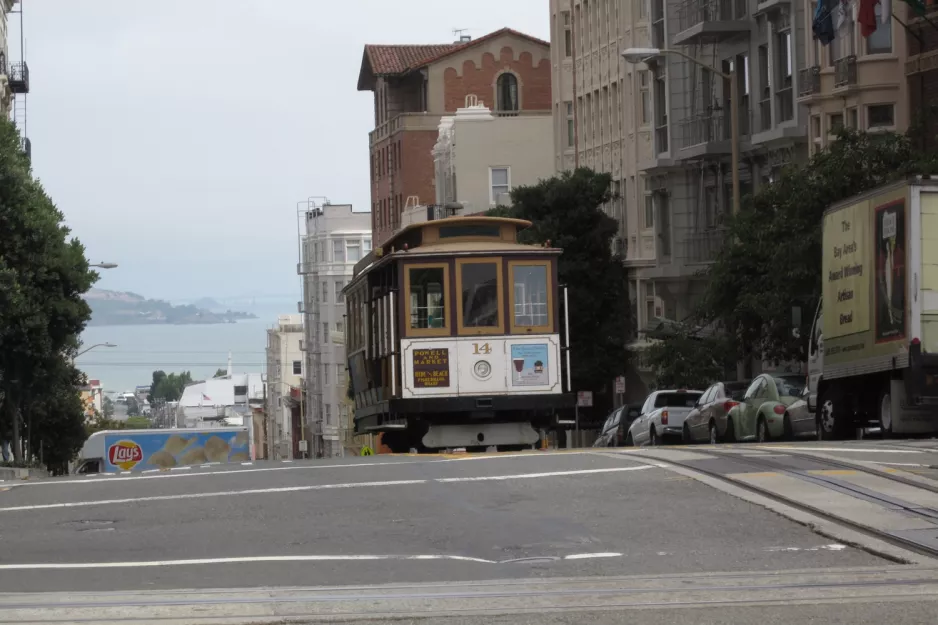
[3,442,938,623]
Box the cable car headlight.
[474,360,492,379]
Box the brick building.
[357,28,552,247]
[906,0,938,152]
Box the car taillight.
[661,410,669,425]
[723,400,738,412]
[773,404,786,415]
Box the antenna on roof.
[453,28,471,43]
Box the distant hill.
[84,289,258,327]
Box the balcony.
[369,112,443,147]
[833,56,858,89]
[674,0,750,46]
[678,105,750,159]
[8,62,29,94]
[798,66,821,98]
[297,261,317,275]
[685,228,726,264]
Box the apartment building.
[433,96,554,212]
[550,0,809,396]
[800,0,908,152]
[358,28,552,246]
[265,314,305,460]
[902,1,937,150]
[0,0,14,118]
[0,0,28,155]
[297,203,371,458]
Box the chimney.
[458,34,471,43]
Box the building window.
[563,11,572,57]
[565,101,574,147]
[810,115,822,142]
[643,180,655,230]
[496,73,519,112]
[333,239,345,262]
[829,112,844,134]
[364,238,372,254]
[337,364,345,384]
[322,322,329,341]
[335,280,345,302]
[489,167,511,206]
[324,365,330,384]
[867,4,892,54]
[324,404,332,425]
[292,360,302,375]
[639,71,651,126]
[336,319,345,333]
[868,104,895,128]
[847,107,858,129]
[321,280,328,303]
[658,193,671,257]
[347,241,362,262]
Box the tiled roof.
[366,44,461,76]
[357,28,550,91]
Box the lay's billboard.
[103,430,251,472]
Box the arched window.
[496,73,519,113]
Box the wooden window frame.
[508,260,554,334]
[455,257,505,336]
[403,262,451,337]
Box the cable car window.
[408,267,446,330]
[439,225,501,239]
[459,260,501,330]
[512,264,549,328]
[509,261,552,333]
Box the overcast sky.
[14,0,548,300]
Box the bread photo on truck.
[806,177,938,439]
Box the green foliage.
[148,370,193,403]
[213,368,227,378]
[85,412,127,437]
[102,395,115,419]
[125,395,140,417]
[489,168,631,414]
[125,416,151,429]
[699,129,938,364]
[644,332,734,390]
[0,116,97,467]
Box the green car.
[724,374,813,442]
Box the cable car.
[343,215,575,452]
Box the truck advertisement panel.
[823,184,910,368]
[103,430,251,472]
[823,200,871,340]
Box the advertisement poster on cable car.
[510,344,549,386]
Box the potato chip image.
[203,436,230,462]
[148,450,177,469]
[179,446,207,465]
[229,451,250,462]
[162,435,192,455]
[233,431,249,448]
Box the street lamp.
[622,47,741,216]
[75,342,117,358]
[90,262,118,269]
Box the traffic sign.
[615,376,626,394]
[360,446,374,456]
[576,391,593,407]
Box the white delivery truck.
[75,427,255,473]
[807,177,938,438]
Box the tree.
[0,117,97,465]
[699,129,938,367]
[148,370,193,403]
[125,416,151,429]
[643,331,734,390]
[213,368,227,378]
[489,168,631,418]
[125,395,140,417]
[102,396,115,419]
[22,359,89,475]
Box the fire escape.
[7,0,29,160]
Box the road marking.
[764,544,846,552]
[241,462,253,466]
[0,554,499,570]
[563,552,622,560]
[863,461,929,467]
[760,446,924,454]
[0,480,429,513]
[0,465,659,512]
[282,460,294,463]
[729,472,780,478]
[435,465,654,482]
[170,466,192,471]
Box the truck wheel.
[878,386,893,438]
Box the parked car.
[626,389,703,446]
[724,374,814,442]
[593,404,642,447]
[682,380,750,444]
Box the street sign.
[360,446,374,456]
[576,391,593,407]
[615,376,626,394]
[298,440,308,453]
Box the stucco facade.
[433,100,554,213]
[297,203,371,458]
[265,315,304,460]
[359,28,552,246]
